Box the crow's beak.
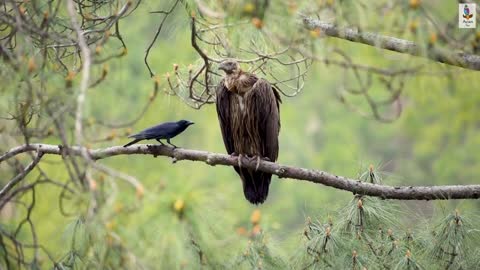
[188,121,195,125]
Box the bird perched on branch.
[123,120,194,148]
[216,59,281,204]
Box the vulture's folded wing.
[245,78,281,161]
[215,80,236,154]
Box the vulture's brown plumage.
[216,59,281,204]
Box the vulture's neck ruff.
[224,69,253,96]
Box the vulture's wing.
[215,79,236,154]
[245,78,281,161]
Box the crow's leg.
[156,139,165,146]
[166,138,177,148]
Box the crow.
[123,120,194,148]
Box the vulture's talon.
[237,154,244,168]
[255,156,261,171]
[249,156,268,171]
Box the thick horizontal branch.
[1,144,480,200]
[302,16,480,71]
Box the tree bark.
[302,16,480,71]
[1,143,480,200]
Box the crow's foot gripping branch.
[166,138,177,149]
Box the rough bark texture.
[1,143,480,200]
[302,16,480,71]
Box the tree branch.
[0,152,44,198]
[67,0,91,146]
[1,144,480,200]
[302,16,480,71]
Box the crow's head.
[177,120,194,127]
[218,59,240,74]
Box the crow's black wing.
[215,79,236,154]
[129,122,177,139]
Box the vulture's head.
[218,59,240,75]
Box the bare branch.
[1,144,480,200]
[144,0,182,77]
[67,0,91,146]
[0,152,43,198]
[302,16,480,71]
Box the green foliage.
[295,194,479,269]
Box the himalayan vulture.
[216,59,281,204]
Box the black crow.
[123,120,194,148]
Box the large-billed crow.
[216,59,281,204]
[123,120,194,148]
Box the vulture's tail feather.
[237,168,271,204]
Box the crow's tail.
[123,139,142,147]
[235,167,271,204]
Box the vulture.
[216,59,281,204]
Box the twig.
[67,0,91,146]
[144,0,181,77]
[0,152,44,198]
[1,144,480,200]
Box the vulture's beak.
[218,62,227,71]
